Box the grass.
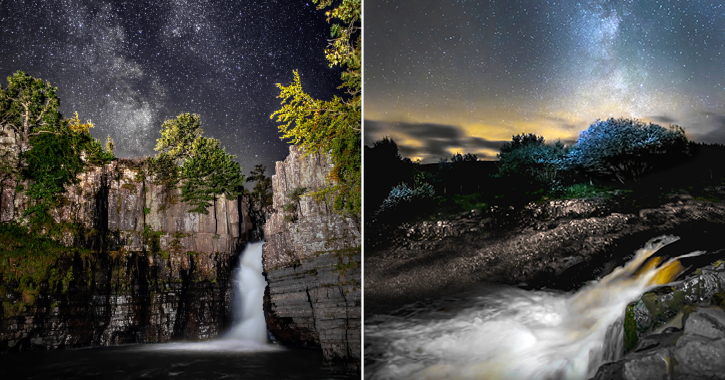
[557,183,613,200]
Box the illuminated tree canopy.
[271,0,361,216]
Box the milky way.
[364,0,725,162]
[0,0,342,176]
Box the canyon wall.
[0,160,251,350]
[263,145,361,370]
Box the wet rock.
[631,264,725,334]
[682,307,725,339]
[263,145,360,371]
[621,350,671,380]
[0,250,235,352]
[679,265,725,304]
[632,300,652,332]
[592,306,725,380]
[674,334,725,378]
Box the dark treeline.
[366,118,725,226]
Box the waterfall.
[227,241,268,343]
[366,235,704,380]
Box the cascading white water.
[227,241,268,343]
[366,235,703,380]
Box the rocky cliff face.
[263,145,361,370]
[0,160,251,351]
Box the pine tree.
[180,137,244,214]
[247,164,273,207]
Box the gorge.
[0,146,361,375]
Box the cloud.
[697,114,725,144]
[648,115,678,125]
[396,122,464,140]
[364,119,506,162]
[466,136,506,151]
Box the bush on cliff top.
[0,71,114,231]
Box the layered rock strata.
[0,160,251,351]
[263,145,361,370]
[0,250,234,351]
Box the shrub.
[496,134,569,198]
[565,118,689,183]
[377,182,435,214]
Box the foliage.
[154,113,204,162]
[499,133,545,156]
[271,0,361,217]
[283,187,307,222]
[247,164,273,207]
[559,183,612,200]
[152,113,244,214]
[497,134,568,194]
[444,192,489,214]
[0,71,62,153]
[377,182,435,215]
[146,153,180,188]
[565,118,689,183]
[412,159,435,189]
[450,152,478,162]
[104,135,114,155]
[365,137,417,214]
[0,223,93,317]
[22,118,113,228]
[180,137,244,214]
[624,304,639,353]
[142,224,163,254]
[0,72,113,229]
[67,111,93,134]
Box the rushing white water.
[366,235,703,380]
[227,241,268,343]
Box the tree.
[450,152,478,163]
[496,134,568,198]
[565,118,689,183]
[271,0,361,217]
[0,71,62,154]
[104,135,114,155]
[152,113,244,214]
[247,164,272,207]
[498,133,545,156]
[0,72,113,229]
[155,113,204,162]
[180,137,244,215]
[365,137,415,213]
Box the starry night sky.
[364,0,725,163]
[0,0,342,178]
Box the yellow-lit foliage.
[68,111,94,135]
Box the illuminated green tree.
[154,113,204,162]
[0,71,113,229]
[271,0,361,216]
[0,71,62,154]
[152,113,244,214]
[180,137,244,214]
